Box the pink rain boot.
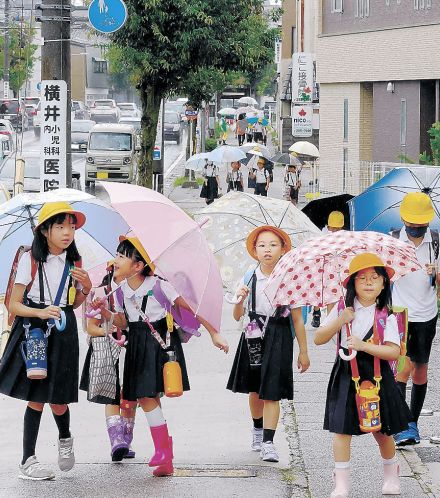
[382,462,400,495]
[330,468,350,498]
[148,424,173,468]
[106,416,129,462]
[153,437,174,477]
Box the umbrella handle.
[85,307,101,318]
[225,292,242,305]
[338,348,357,361]
[109,334,127,347]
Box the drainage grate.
[173,468,257,478]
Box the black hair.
[100,267,115,290]
[31,213,81,263]
[345,266,392,311]
[117,239,152,277]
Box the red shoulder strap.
[29,254,38,292]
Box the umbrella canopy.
[270,152,301,166]
[265,230,422,309]
[236,106,255,116]
[349,167,440,233]
[209,145,247,163]
[0,188,130,294]
[99,182,223,332]
[218,107,236,116]
[185,152,217,172]
[289,141,320,158]
[240,142,271,155]
[302,194,354,230]
[193,191,321,292]
[247,147,273,161]
[237,96,258,106]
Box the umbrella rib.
[196,210,266,227]
[277,204,290,228]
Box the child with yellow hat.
[315,253,411,497]
[0,201,91,480]
[391,191,439,447]
[98,236,229,477]
[249,158,270,196]
[227,225,310,463]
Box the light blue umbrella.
[0,188,130,294]
[349,167,440,233]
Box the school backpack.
[4,245,82,327]
[336,299,408,378]
[391,228,439,260]
[243,268,307,339]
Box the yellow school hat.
[246,225,292,260]
[328,211,345,228]
[119,235,156,272]
[400,192,434,224]
[36,201,86,229]
[343,253,394,288]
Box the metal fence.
[302,161,440,201]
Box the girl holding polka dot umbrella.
[265,230,422,360]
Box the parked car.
[85,123,139,188]
[24,104,38,127]
[164,111,183,144]
[117,103,141,118]
[0,152,81,193]
[89,99,120,123]
[71,119,95,152]
[0,99,28,131]
[72,100,90,120]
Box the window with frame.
[355,0,370,18]
[93,59,107,74]
[343,98,349,141]
[400,99,407,146]
[331,0,343,13]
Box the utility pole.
[3,0,9,99]
[39,0,72,187]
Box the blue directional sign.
[88,0,128,34]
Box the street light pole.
[3,0,9,99]
[40,0,72,187]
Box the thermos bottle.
[163,351,183,398]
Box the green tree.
[419,122,440,166]
[110,0,278,187]
[0,20,37,96]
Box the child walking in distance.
[97,236,229,476]
[80,262,137,461]
[0,201,92,480]
[227,226,310,463]
[315,253,411,497]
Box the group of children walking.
[0,191,436,498]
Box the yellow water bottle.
[163,351,183,398]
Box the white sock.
[334,461,350,469]
[383,456,398,465]
[144,406,166,428]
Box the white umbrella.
[237,96,258,107]
[209,145,246,163]
[217,107,237,116]
[247,147,272,161]
[236,106,256,116]
[289,141,320,158]
[185,153,213,172]
[240,142,271,155]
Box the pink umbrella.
[265,230,422,309]
[98,182,223,332]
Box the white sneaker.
[19,455,55,480]
[251,428,263,451]
[260,441,279,462]
[58,437,75,471]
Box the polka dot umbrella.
[265,230,422,309]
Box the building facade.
[316,0,440,194]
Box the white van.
[85,123,139,188]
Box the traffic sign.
[153,146,161,160]
[88,0,127,34]
[185,109,198,116]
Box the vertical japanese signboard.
[291,53,314,104]
[292,105,313,137]
[40,80,67,192]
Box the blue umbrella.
[0,189,130,294]
[349,167,440,233]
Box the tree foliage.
[0,20,37,96]
[109,0,278,187]
[420,122,440,166]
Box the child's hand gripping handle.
[338,307,357,361]
[85,297,106,319]
[225,285,249,305]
